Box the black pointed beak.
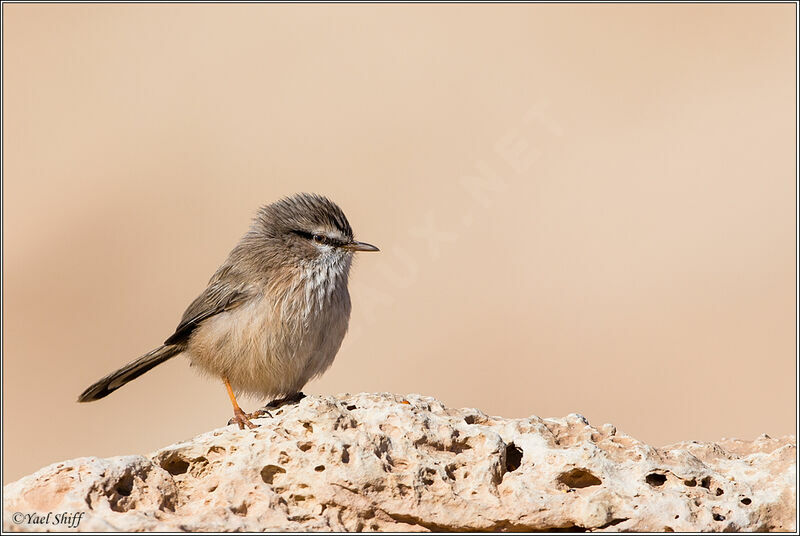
[342,240,380,252]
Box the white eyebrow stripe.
[312,230,347,243]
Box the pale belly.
[184,291,351,399]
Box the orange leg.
[223,377,256,430]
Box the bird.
[78,193,379,429]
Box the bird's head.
[249,193,379,270]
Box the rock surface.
[3,393,796,532]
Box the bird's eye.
[312,234,326,244]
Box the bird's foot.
[228,393,306,426]
[248,408,273,420]
[266,391,307,410]
[249,392,306,418]
[228,407,257,430]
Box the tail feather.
[78,345,182,402]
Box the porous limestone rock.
[3,393,796,532]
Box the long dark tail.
[77,345,182,402]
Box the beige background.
[2,4,796,484]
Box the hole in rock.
[421,467,436,486]
[297,441,313,452]
[557,468,602,489]
[161,456,190,476]
[230,503,248,516]
[505,443,523,473]
[646,473,667,487]
[341,445,351,464]
[115,473,134,497]
[347,405,357,411]
[713,513,726,522]
[741,498,752,505]
[445,464,457,480]
[715,488,724,496]
[700,476,712,489]
[314,465,325,472]
[260,465,286,485]
[684,478,697,487]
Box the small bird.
[78,193,379,429]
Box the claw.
[225,391,305,428]
[249,408,273,420]
[228,407,257,429]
